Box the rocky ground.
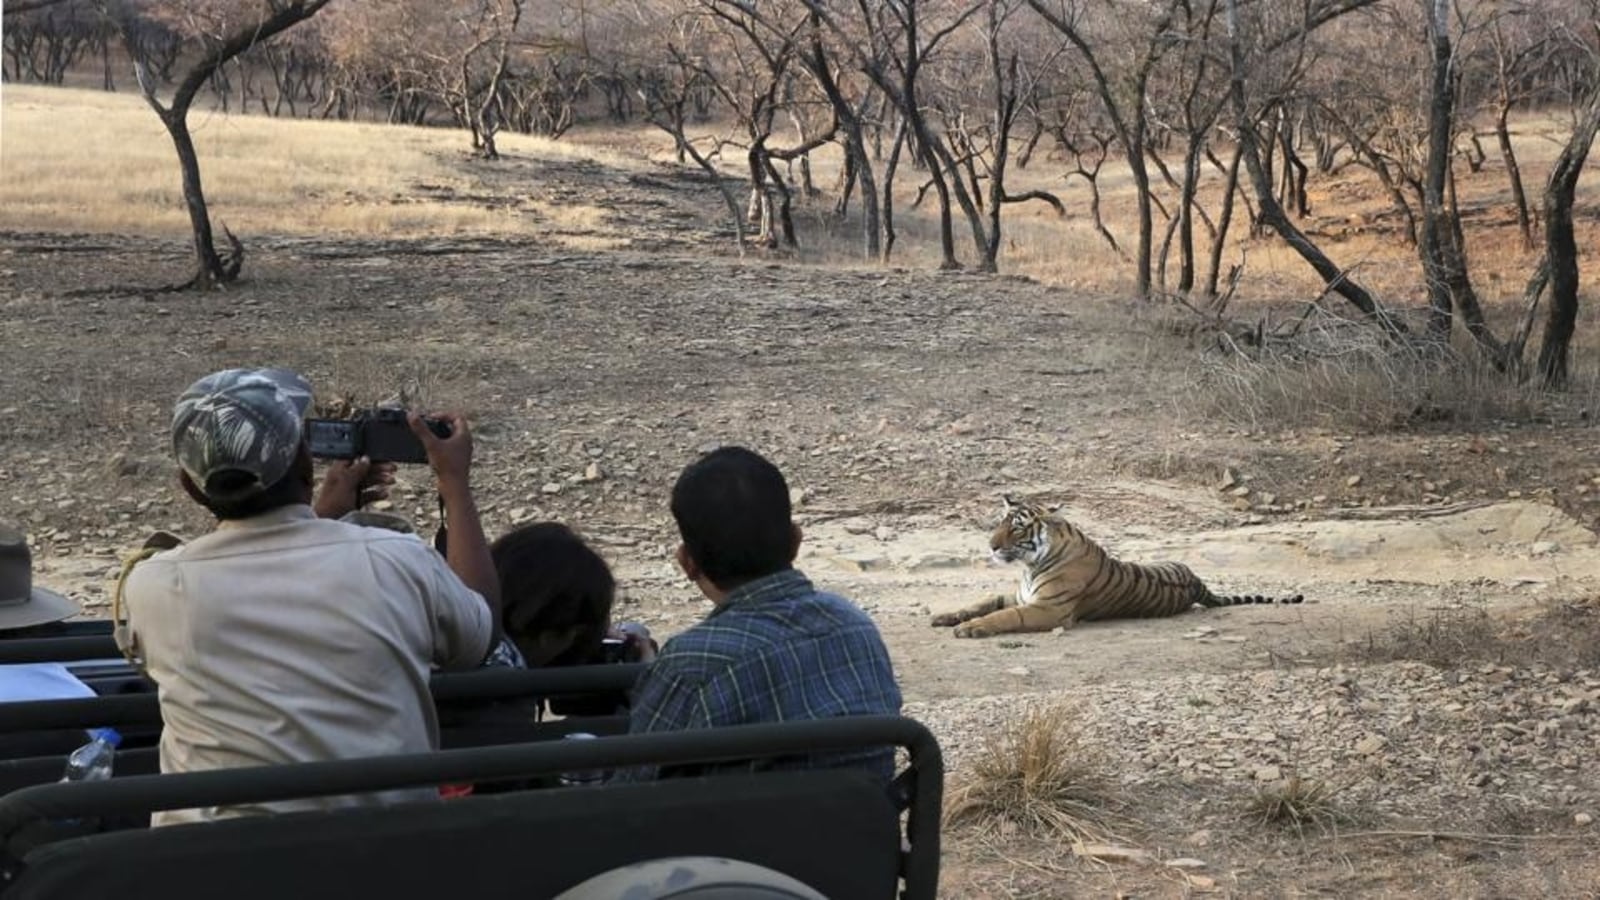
[6,150,1600,896]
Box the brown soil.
[5,149,1600,896]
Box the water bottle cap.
[90,727,122,748]
[563,732,598,741]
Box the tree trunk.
[882,119,907,264]
[1535,87,1600,388]
[158,105,237,287]
[1204,141,1243,299]
[1418,0,1458,339]
[1176,133,1205,295]
[1495,102,1533,251]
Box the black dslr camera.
[306,408,451,464]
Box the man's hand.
[313,457,398,520]
[409,412,472,492]
[614,623,659,664]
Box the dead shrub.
[1182,306,1562,433]
[1245,774,1350,835]
[943,701,1127,844]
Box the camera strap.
[432,493,449,556]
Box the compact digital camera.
[306,408,451,464]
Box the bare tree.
[1223,0,1407,341]
[1024,0,1180,298]
[121,0,332,289]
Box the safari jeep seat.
[0,717,943,900]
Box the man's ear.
[675,543,700,582]
[788,523,803,562]
[293,442,315,486]
[177,470,208,508]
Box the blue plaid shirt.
[620,569,902,782]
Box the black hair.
[189,446,315,521]
[491,522,615,667]
[670,446,794,588]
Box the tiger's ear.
[1001,493,1017,508]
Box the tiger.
[932,495,1303,639]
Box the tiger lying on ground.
[932,495,1303,639]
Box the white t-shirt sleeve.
[419,550,495,671]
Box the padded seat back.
[0,717,943,900]
[7,770,899,900]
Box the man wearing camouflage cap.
[119,367,502,826]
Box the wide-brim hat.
[0,526,80,630]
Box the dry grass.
[1177,302,1600,432]
[1350,597,1600,671]
[1245,774,1351,835]
[1356,603,1503,669]
[0,85,630,239]
[943,701,1129,845]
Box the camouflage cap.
[171,368,314,503]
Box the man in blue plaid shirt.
[621,446,902,782]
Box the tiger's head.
[990,495,1056,566]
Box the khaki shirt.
[121,505,492,826]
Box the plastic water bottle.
[558,732,606,786]
[60,728,121,783]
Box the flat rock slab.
[1122,501,1600,586]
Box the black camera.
[599,637,628,664]
[306,408,451,464]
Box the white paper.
[0,663,97,703]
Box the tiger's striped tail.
[1197,591,1304,608]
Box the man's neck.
[705,567,796,608]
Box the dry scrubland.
[7,85,1600,896]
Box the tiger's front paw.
[952,621,993,639]
[931,612,964,628]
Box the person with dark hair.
[485,522,653,669]
[118,367,502,825]
[620,446,902,782]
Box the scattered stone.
[1531,541,1560,556]
[1220,469,1239,490]
[1576,813,1594,827]
[1074,844,1150,864]
[582,462,604,482]
[1004,666,1031,677]
[873,525,897,542]
[540,482,562,495]
[789,487,807,507]
[1354,735,1387,755]
[1165,858,1208,870]
[1346,475,1362,487]
[1254,765,1282,782]
[105,454,140,478]
[832,552,888,573]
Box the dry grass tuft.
[1356,602,1503,669]
[1245,774,1350,835]
[943,701,1127,844]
